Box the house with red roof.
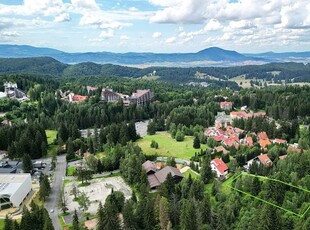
[68,93,87,103]
[211,158,229,178]
[220,101,233,110]
[288,145,302,153]
[214,146,228,155]
[273,138,287,145]
[86,86,97,94]
[258,132,268,140]
[258,154,272,167]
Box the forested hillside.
[0,57,310,84]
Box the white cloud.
[1,31,20,37]
[0,0,70,23]
[204,19,223,31]
[99,29,114,39]
[128,7,139,12]
[152,32,162,38]
[165,36,176,44]
[120,35,130,40]
[229,20,256,29]
[70,0,100,12]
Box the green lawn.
[67,166,76,176]
[46,130,57,145]
[183,169,200,179]
[136,132,208,160]
[45,130,58,157]
[0,219,5,229]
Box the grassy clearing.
[67,166,76,176]
[46,130,58,157]
[183,169,200,179]
[46,130,57,145]
[136,132,208,160]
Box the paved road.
[45,155,66,230]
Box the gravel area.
[135,120,149,137]
[64,176,132,214]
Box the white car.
[50,209,54,213]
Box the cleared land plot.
[46,130,57,145]
[225,174,310,217]
[136,132,208,160]
[46,130,58,157]
[64,176,132,214]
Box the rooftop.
[211,158,228,174]
[0,174,31,195]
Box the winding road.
[45,155,66,230]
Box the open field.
[136,132,208,160]
[225,174,310,217]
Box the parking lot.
[64,176,132,214]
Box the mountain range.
[0,44,310,66]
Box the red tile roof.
[214,136,225,142]
[259,139,271,148]
[72,94,87,102]
[246,136,253,147]
[214,146,228,154]
[258,132,268,140]
[211,158,228,174]
[288,146,302,153]
[274,138,286,144]
[258,154,272,167]
[222,138,236,147]
[220,101,232,106]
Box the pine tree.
[72,209,80,230]
[39,175,51,201]
[159,197,170,230]
[180,199,197,230]
[251,177,261,196]
[193,135,201,149]
[22,154,33,173]
[200,156,213,184]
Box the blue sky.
[0,0,310,53]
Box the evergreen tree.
[72,209,80,230]
[39,175,51,202]
[193,135,201,149]
[200,156,213,184]
[159,197,170,230]
[180,199,197,230]
[128,121,138,141]
[251,177,261,196]
[22,154,33,173]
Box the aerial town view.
[0,0,310,230]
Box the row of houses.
[63,87,154,106]
[215,110,267,128]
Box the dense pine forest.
[0,70,310,230]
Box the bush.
[175,130,185,142]
[150,140,159,149]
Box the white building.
[0,174,32,210]
[211,158,229,178]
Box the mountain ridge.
[0,44,310,66]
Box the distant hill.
[0,57,67,76]
[0,45,261,65]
